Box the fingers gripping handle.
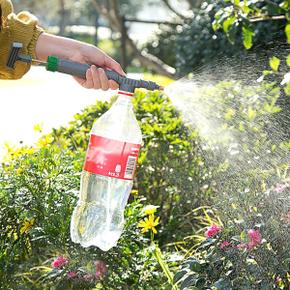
[46,56,121,82]
[46,56,161,93]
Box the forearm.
[0,1,123,88]
[34,32,124,90]
[35,32,84,61]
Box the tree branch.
[185,0,193,10]
[124,18,181,26]
[185,0,203,9]
[161,0,188,20]
[264,0,281,9]
[250,15,286,23]
[91,0,177,79]
[91,0,119,31]
[126,35,176,78]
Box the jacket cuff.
[28,25,44,60]
[6,11,44,78]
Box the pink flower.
[205,224,223,238]
[274,183,290,193]
[236,229,262,250]
[67,271,77,279]
[95,260,108,279]
[247,229,262,249]
[276,277,282,282]
[276,276,283,285]
[51,256,69,269]
[220,241,231,250]
[248,229,261,241]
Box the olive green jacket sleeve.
[0,0,43,79]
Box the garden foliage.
[1,79,289,289]
[0,90,206,289]
[146,0,287,76]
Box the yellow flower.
[20,219,35,235]
[38,135,54,147]
[33,123,43,133]
[143,205,159,215]
[25,147,36,155]
[138,214,160,234]
[16,167,23,175]
[131,189,139,196]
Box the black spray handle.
[46,56,162,93]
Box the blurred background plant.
[12,0,289,77]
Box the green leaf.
[173,270,188,283]
[214,278,231,290]
[239,122,245,132]
[287,55,290,67]
[286,22,290,44]
[154,245,176,288]
[242,25,254,49]
[269,56,280,72]
[234,0,240,5]
[280,1,289,9]
[199,238,215,249]
[262,70,272,76]
[225,108,235,120]
[284,81,290,96]
[240,230,247,240]
[212,20,219,31]
[247,106,256,121]
[260,281,271,290]
[263,103,281,114]
[180,275,197,289]
[240,0,250,14]
[223,16,236,34]
[187,259,202,272]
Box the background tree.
[90,0,178,78]
[12,0,289,78]
[146,0,288,76]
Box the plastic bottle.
[70,91,142,251]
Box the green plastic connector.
[46,56,59,72]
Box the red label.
[84,134,140,180]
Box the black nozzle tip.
[138,79,162,91]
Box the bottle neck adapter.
[118,90,134,97]
[114,90,134,107]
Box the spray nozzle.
[7,42,163,93]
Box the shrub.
[51,90,211,244]
[0,90,205,289]
[1,80,289,289]
[174,183,290,289]
[0,143,170,289]
[170,74,290,288]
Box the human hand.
[70,44,125,90]
[36,33,125,90]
